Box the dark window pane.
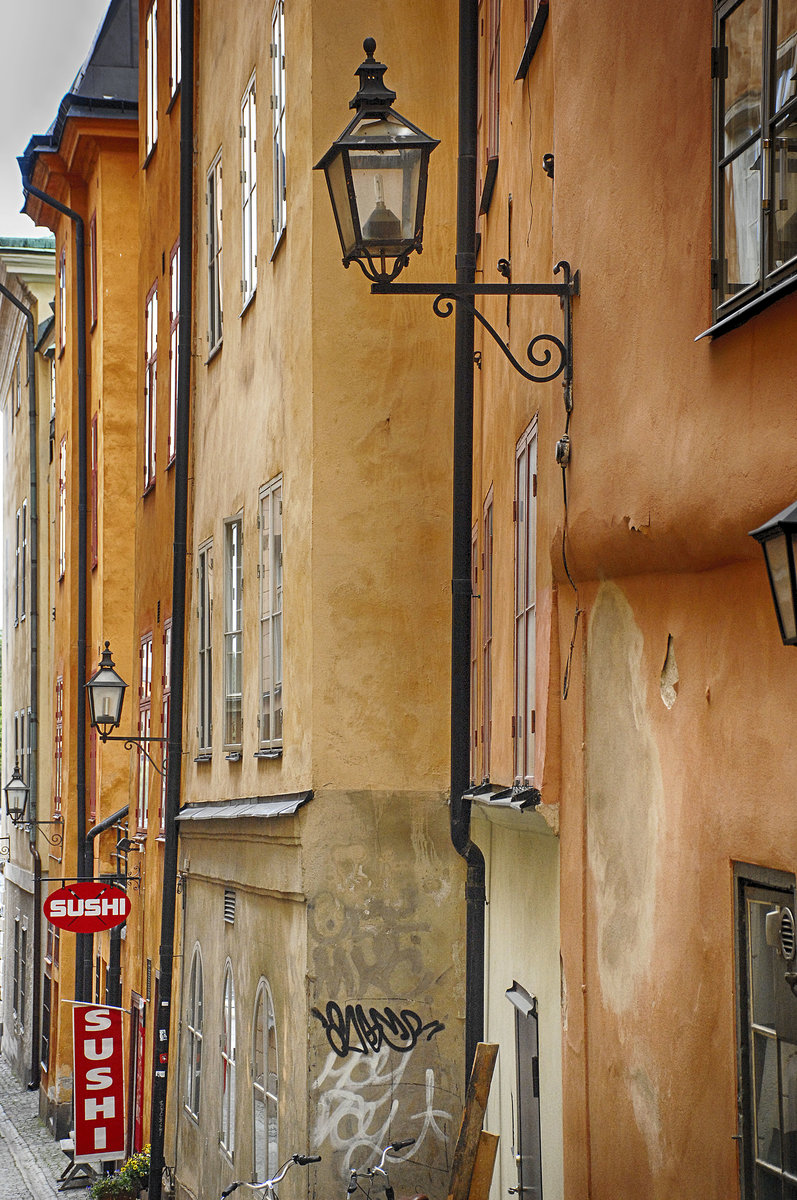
[724,0,763,155]
[755,1029,782,1167]
[723,142,761,297]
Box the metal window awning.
[463,780,541,812]
[177,791,312,823]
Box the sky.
[0,0,112,237]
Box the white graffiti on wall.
[314,1044,453,1174]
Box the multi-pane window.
[735,865,797,1200]
[13,915,27,1029]
[160,619,171,832]
[21,500,26,619]
[184,946,203,1119]
[221,964,237,1157]
[506,983,543,1200]
[15,356,21,416]
[170,0,181,97]
[54,676,63,814]
[482,492,494,779]
[144,283,158,490]
[58,247,66,352]
[479,0,501,212]
[197,540,213,753]
[253,980,278,1181]
[169,243,179,463]
[89,212,98,328]
[138,633,153,831]
[207,152,223,351]
[713,0,797,321]
[259,480,282,751]
[14,508,20,625]
[58,435,67,579]
[91,415,98,567]
[241,73,258,302]
[514,421,537,785]
[41,969,51,1070]
[470,524,479,783]
[89,726,97,824]
[224,516,243,749]
[146,0,158,157]
[271,1,286,248]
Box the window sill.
[270,227,286,263]
[516,0,549,80]
[239,288,257,319]
[697,273,797,340]
[254,748,282,759]
[167,82,181,114]
[194,752,212,764]
[143,143,157,171]
[479,156,499,217]
[166,454,176,471]
[142,480,156,499]
[225,751,242,762]
[205,338,223,365]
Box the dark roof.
[18,0,138,182]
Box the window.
[241,73,258,302]
[713,0,797,323]
[735,864,797,1199]
[482,491,493,778]
[58,247,66,352]
[259,479,282,751]
[41,969,51,1070]
[89,726,97,824]
[144,283,158,490]
[169,242,179,463]
[506,983,543,1200]
[271,1,286,248]
[224,516,243,749]
[160,618,171,832]
[146,0,158,157]
[197,540,213,753]
[479,0,501,213]
[14,508,20,625]
[138,633,153,831]
[253,980,278,1181]
[54,676,63,814]
[170,0,181,97]
[184,945,203,1119]
[13,915,27,1029]
[89,212,98,328]
[514,420,537,785]
[470,524,479,783]
[91,415,98,568]
[207,151,223,351]
[21,500,26,620]
[14,356,21,416]
[221,963,236,1157]
[58,435,67,579]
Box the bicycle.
[220,1152,322,1200]
[346,1138,419,1200]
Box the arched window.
[221,963,237,1156]
[252,980,278,1180]
[184,945,203,1118]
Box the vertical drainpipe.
[448,0,486,1082]
[19,174,89,1004]
[148,0,193,1194]
[0,279,43,1088]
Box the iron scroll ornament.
[431,292,566,383]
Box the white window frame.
[258,479,282,751]
[146,0,158,158]
[58,248,66,353]
[514,419,537,785]
[184,944,203,1119]
[207,151,223,352]
[168,242,180,463]
[160,617,172,832]
[482,489,494,779]
[21,499,26,620]
[144,282,158,490]
[197,539,213,753]
[271,0,286,250]
[241,72,258,303]
[58,435,67,580]
[224,515,244,749]
[221,962,236,1158]
[138,632,153,831]
[170,0,181,98]
[252,979,278,1181]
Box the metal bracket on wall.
[371,260,579,407]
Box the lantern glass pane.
[350,147,422,250]
[326,150,357,255]
[764,532,797,641]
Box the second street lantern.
[315,38,439,284]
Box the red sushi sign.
[44,882,130,932]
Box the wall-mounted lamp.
[87,642,165,774]
[750,500,797,646]
[3,763,63,845]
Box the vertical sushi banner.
[73,1005,126,1161]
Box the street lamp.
[86,641,165,773]
[314,38,439,284]
[4,764,29,824]
[750,500,797,646]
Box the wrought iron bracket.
[98,733,166,777]
[18,821,64,848]
[371,260,578,406]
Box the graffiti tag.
[312,1001,445,1058]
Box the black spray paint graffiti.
[312,1001,445,1058]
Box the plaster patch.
[629,1065,664,1173]
[660,634,679,709]
[586,582,662,1012]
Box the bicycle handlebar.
[220,1153,321,1199]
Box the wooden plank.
[467,1132,499,1200]
[447,1043,499,1200]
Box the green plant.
[121,1143,151,1188]
[88,1173,138,1200]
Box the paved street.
[0,1053,74,1199]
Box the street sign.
[44,881,130,932]
[73,1004,126,1161]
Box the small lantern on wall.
[750,499,797,645]
[4,764,29,825]
[86,641,128,740]
[314,38,439,284]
